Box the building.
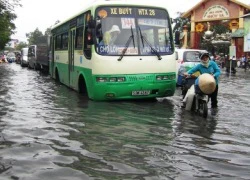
[181,0,250,58]
[5,39,19,49]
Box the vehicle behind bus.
[20,47,29,67]
[28,44,49,71]
[50,1,176,101]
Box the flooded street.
[1,63,250,180]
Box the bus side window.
[62,33,68,49]
[83,11,92,59]
[75,27,83,49]
[56,35,62,50]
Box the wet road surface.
[0,63,250,180]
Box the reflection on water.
[0,64,250,179]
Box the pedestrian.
[231,56,237,72]
[184,52,221,109]
[221,55,225,68]
[241,55,247,71]
[248,55,250,69]
[240,55,245,68]
[210,56,215,61]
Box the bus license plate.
[132,90,150,96]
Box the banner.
[244,17,250,52]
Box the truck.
[28,44,49,71]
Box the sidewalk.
[220,67,250,75]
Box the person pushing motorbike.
[184,52,221,109]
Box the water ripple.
[1,64,250,179]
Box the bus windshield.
[95,7,173,56]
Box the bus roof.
[51,0,169,30]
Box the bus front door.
[69,29,75,88]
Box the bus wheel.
[78,75,88,96]
[55,68,60,82]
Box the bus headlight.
[96,77,108,82]
[156,76,162,81]
[96,77,126,82]
[117,77,126,82]
[162,75,169,80]
[109,77,117,82]
[156,75,175,81]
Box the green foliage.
[172,12,191,46]
[212,24,229,34]
[4,46,15,52]
[0,0,21,49]
[26,28,52,45]
[26,28,44,45]
[172,12,191,32]
[44,27,52,36]
[15,41,28,50]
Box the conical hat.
[198,73,216,94]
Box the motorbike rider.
[16,53,21,63]
[184,52,221,109]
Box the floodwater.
[0,63,250,180]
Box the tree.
[15,41,28,50]
[172,12,191,47]
[26,21,58,45]
[26,28,47,45]
[0,0,21,49]
[172,12,191,33]
[44,28,52,36]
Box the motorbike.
[182,76,209,118]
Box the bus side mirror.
[170,18,174,24]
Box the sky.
[11,0,250,42]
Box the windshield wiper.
[118,26,135,61]
[138,26,162,60]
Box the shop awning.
[240,13,250,18]
[231,28,244,38]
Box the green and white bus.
[50,0,176,101]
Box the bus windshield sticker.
[121,18,135,29]
[97,45,138,55]
[138,18,167,27]
[141,46,171,54]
